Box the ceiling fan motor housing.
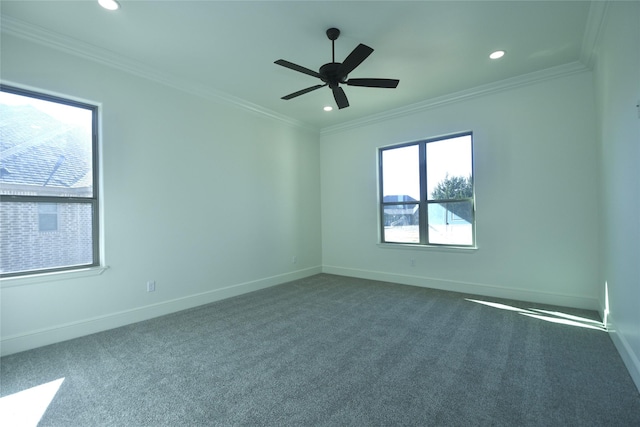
[319,62,347,88]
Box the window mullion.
[0,195,94,204]
[419,142,428,245]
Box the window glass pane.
[0,202,94,275]
[381,144,420,201]
[427,135,472,200]
[383,203,419,243]
[428,201,473,245]
[38,202,58,232]
[0,91,93,197]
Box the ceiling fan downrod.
[326,28,340,63]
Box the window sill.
[0,266,109,288]
[377,242,478,252]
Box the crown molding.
[0,16,317,133]
[3,7,602,138]
[320,61,589,136]
[580,1,609,69]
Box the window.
[379,132,475,247]
[0,85,99,277]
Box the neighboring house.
[383,194,473,245]
[0,103,94,274]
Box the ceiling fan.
[275,28,400,109]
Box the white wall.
[320,71,600,310]
[2,8,635,389]
[0,35,322,355]
[592,1,640,390]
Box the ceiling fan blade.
[332,86,349,109]
[281,84,327,100]
[274,59,322,79]
[337,44,374,78]
[346,78,399,88]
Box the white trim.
[376,243,478,252]
[0,16,316,133]
[322,265,599,311]
[2,15,594,137]
[0,266,321,356]
[0,266,109,288]
[320,62,589,135]
[606,312,640,393]
[580,1,609,69]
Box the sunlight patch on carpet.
[519,311,606,331]
[466,299,606,331]
[0,377,64,427]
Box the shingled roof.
[0,103,93,197]
[383,195,418,204]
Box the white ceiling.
[1,1,596,130]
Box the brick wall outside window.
[0,202,93,274]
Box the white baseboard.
[0,266,321,356]
[606,312,640,393]
[322,266,600,310]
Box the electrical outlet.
[146,280,156,292]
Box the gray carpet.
[1,274,639,426]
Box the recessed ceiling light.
[489,50,506,60]
[98,0,120,11]
[323,106,333,112]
